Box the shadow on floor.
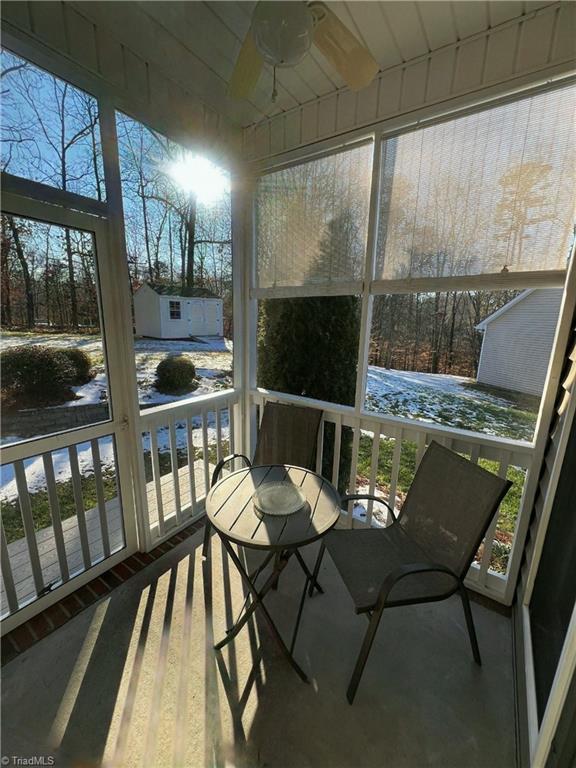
[1,528,516,768]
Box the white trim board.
[243,2,576,163]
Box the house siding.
[477,288,563,396]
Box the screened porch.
[1,2,576,768]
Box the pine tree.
[258,213,361,490]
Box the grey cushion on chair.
[253,401,322,470]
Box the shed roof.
[141,282,220,299]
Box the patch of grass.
[2,471,118,545]
[356,434,523,573]
[463,381,540,413]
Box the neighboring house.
[133,282,223,339]
[476,288,563,396]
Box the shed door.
[189,301,206,336]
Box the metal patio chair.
[202,400,323,558]
[312,440,512,704]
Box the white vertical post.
[231,170,248,459]
[478,451,510,584]
[353,133,382,418]
[169,418,182,523]
[1,519,19,614]
[150,427,165,537]
[242,177,258,459]
[68,445,92,570]
[186,415,198,514]
[42,452,70,582]
[91,439,111,558]
[98,97,150,552]
[332,415,342,489]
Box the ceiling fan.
[229,1,379,101]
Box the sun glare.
[167,154,230,204]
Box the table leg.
[294,549,323,595]
[217,537,309,683]
[226,550,276,634]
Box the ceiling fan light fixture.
[252,1,314,68]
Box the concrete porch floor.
[1,526,516,768]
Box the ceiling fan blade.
[311,3,379,92]
[228,30,264,100]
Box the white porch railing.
[138,388,240,549]
[250,388,535,603]
[0,429,127,621]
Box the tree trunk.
[8,216,34,328]
[1,238,12,327]
[184,196,197,290]
[64,228,78,329]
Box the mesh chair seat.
[326,525,457,613]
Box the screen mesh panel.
[377,85,576,282]
[255,143,373,294]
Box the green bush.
[58,348,92,384]
[155,355,196,394]
[1,345,77,406]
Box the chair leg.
[202,519,212,559]
[308,542,326,597]
[459,584,481,666]
[347,606,385,705]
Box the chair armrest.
[340,493,398,525]
[377,562,459,608]
[211,454,252,488]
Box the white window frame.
[169,300,182,320]
[246,76,576,607]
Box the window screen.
[376,85,576,284]
[255,142,373,296]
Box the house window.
[169,300,181,320]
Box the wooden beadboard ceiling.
[76,1,558,128]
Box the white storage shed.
[476,288,563,397]
[133,282,223,339]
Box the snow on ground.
[364,366,536,440]
[0,416,229,501]
[0,332,233,409]
[1,332,537,501]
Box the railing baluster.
[13,460,44,597]
[215,407,223,465]
[389,431,403,514]
[315,418,325,475]
[367,425,381,525]
[478,451,511,584]
[469,444,480,464]
[150,427,165,538]
[1,518,19,614]
[186,415,198,514]
[348,422,361,528]
[169,419,183,524]
[68,445,91,570]
[90,439,111,558]
[201,409,210,497]
[42,452,70,582]
[229,400,236,456]
[332,414,342,489]
[416,431,427,468]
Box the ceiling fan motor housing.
[252,1,314,67]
